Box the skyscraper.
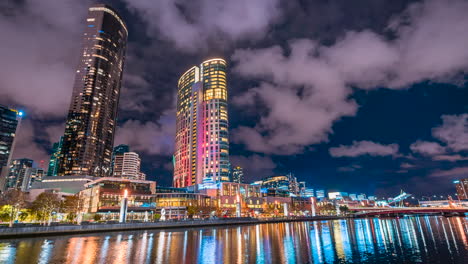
[0,105,22,190]
[112,152,146,180]
[232,166,244,184]
[47,136,63,176]
[173,59,229,187]
[58,4,128,177]
[111,144,129,175]
[7,158,33,191]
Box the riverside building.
[173,59,229,188]
[58,4,128,177]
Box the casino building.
[173,59,229,188]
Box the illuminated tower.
[173,59,229,187]
[0,105,22,190]
[58,4,128,177]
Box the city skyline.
[0,0,468,196]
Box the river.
[0,216,467,263]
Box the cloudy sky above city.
[1,0,467,196]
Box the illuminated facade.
[173,59,229,187]
[58,4,128,177]
[0,105,21,190]
[112,152,146,180]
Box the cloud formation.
[115,110,175,155]
[329,141,399,158]
[410,140,445,156]
[0,0,90,117]
[232,0,468,155]
[432,114,468,152]
[124,0,281,51]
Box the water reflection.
[0,216,467,263]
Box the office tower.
[58,4,128,177]
[232,166,244,183]
[454,179,468,200]
[113,152,146,180]
[0,105,22,190]
[111,144,129,175]
[7,158,33,191]
[47,137,63,176]
[173,59,229,187]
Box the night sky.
[1,0,467,197]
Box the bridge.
[349,206,468,217]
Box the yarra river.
[0,216,467,263]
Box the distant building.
[349,193,357,201]
[112,152,146,180]
[6,158,33,191]
[260,173,300,196]
[328,192,348,200]
[47,137,63,176]
[357,193,367,201]
[30,175,96,194]
[0,105,22,190]
[454,179,468,200]
[58,4,128,177]
[232,166,244,183]
[173,59,229,187]
[111,144,129,175]
[315,189,325,199]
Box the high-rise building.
[7,158,33,191]
[454,179,468,200]
[58,4,128,177]
[232,166,244,183]
[113,152,146,180]
[173,59,229,187]
[111,144,129,175]
[0,105,22,190]
[47,137,63,176]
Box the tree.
[31,192,61,225]
[0,189,26,227]
[61,194,83,223]
[339,205,349,215]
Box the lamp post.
[119,189,128,223]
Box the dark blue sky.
[1,0,467,197]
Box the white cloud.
[232,0,468,155]
[115,110,175,155]
[432,114,468,152]
[410,140,445,156]
[124,0,281,52]
[329,141,399,158]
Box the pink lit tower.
[173,59,229,188]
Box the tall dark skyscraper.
[0,105,22,190]
[58,4,128,177]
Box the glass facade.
[7,158,33,190]
[173,59,229,187]
[58,4,128,177]
[0,105,21,190]
[47,136,63,176]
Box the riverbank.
[0,216,347,239]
